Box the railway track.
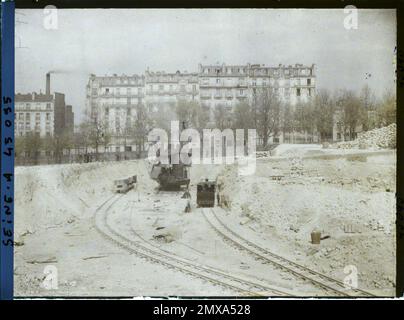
[94,194,292,297]
[203,208,375,297]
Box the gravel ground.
[14,145,396,297]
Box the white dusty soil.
[14,145,396,297]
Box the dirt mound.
[15,160,155,241]
[335,124,396,150]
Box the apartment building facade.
[197,63,315,109]
[15,93,55,137]
[86,62,316,146]
[145,69,199,110]
[86,74,145,144]
[15,92,74,138]
[15,73,75,138]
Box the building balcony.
[146,89,199,96]
[199,83,247,89]
[295,83,315,88]
[200,92,211,99]
[99,93,144,98]
[225,92,233,99]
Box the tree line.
[16,84,396,164]
[175,85,395,148]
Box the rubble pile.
[334,124,396,150]
[255,151,271,158]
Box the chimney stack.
[46,72,50,95]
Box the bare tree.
[15,136,25,162]
[132,102,151,154]
[313,89,335,141]
[360,85,377,130]
[24,132,42,165]
[255,88,281,148]
[101,122,112,153]
[213,104,233,131]
[76,122,92,159]
[150,102,177,132]
[77,112,107,161]
[176,100,210,132]
[377,90,396,126]
[336,90,365,141]
[233,102,254,140]
[281,102,295,142]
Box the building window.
[192,84,196,92]
[240,89,244,95]
[309,88,312,97]
[216,78,220,84]
[297,88,301,97]
[105,88,110,94]
[46,113,51,121]
[180,85,185,92]
[307,78,311,85]
[159,85,164,91]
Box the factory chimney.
[46,72,51,95]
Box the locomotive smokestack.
[46,72,50,95]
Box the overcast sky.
[15,9,396,123]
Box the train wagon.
[196,180,216,207]
[128,175,137,186]
[114,177,132,193]
[151,163,190,190]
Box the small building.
[15,92,55,137]
[15,73,74,138]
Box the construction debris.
[153,233,175,243]
[311,231,321,244]
[333,124,396,150]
